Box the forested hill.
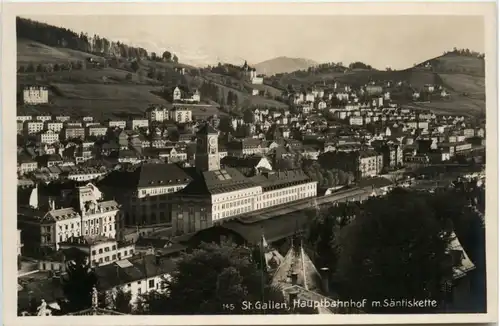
[16,17,177,62]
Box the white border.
[2,2,498,326]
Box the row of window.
[216,198,252,210]
[92,249,133,262]
[91,244,120,255]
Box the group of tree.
[226,90,240,107]
[444,48,485,58]
[304,185,486,313]
[348,61,374,70]
[302,160,354,188]
[17,17,179,63]
[135,242,294,314]
[18,60,92,73]
[306,62,347,74]
[210,62,246,80]
[199,81,222,104]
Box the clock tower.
[195,123,220,171]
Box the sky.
[22,15,485,70]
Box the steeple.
[195,123,220,171]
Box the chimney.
[291,272,298,285]
[320,267,330,294]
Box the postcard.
[2,1,498,325]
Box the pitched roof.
[94,254,175,290]
[272,242,323,293]
[176,167,258,195]
[98,163,192,189]
[448,231,476,280]
[250,169,312,191]
[221,155,266,169]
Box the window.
[99,258,103,263]
[138,288,142,294]
[105,247,110,252]
[149,279,155,288]
[98,249,103,254]
[112,245,116,250]
[92,250,96,255]
[105,256,110,262]
[112,254,116,260]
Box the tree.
[150,52,157,61]
[111,287,132,314]
[155,242,268,314]
[172,54,179,63]
[125,73,133,81]
[162,51,172,61]
[242,109,255,124]
[131,60,140,72]
[60,255,98,313]
[226,91,233,106]
[334,189,453,313]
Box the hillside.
[267,52,486,116]
[254,57,318,76]
[17,36,287,118]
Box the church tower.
[195,123,220,171]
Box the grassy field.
[51,83,164,101]
[17,39,102,66]
[429,54,485,76]
[203,72,287,109]
[18,67,161,86]
[438,73,485,95]
[404,96,485,117]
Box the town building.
[97,163,192,227]
[171,124,317,236]
[127,119,149,130]
[169,107,193,123]
[23,86,49,105]
[63,127,85,140]
[24,120,44,135]
[17,183,121,255]
[87,125,108,137]
[38,235,135,270]
[45,121,64,133]
[36,130,59,144]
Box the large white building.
[36,129,59,144]
[37,235,136,271]
[171,124,317,236]
[18,183,121,254]
[23,86,49,105]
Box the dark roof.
[94,254,175,290]
[176,167,258,195]
[98,163,192,189]
[220,155,266,169]
[196,123,218,135]
[18,272,65,308]
[357,177,394,189]
[250,169,312,192]
[191,209,311,245]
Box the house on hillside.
[242,61,264,85]
[23,86,49,105]
[172,86,200,103]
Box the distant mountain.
[254,57,319,76]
